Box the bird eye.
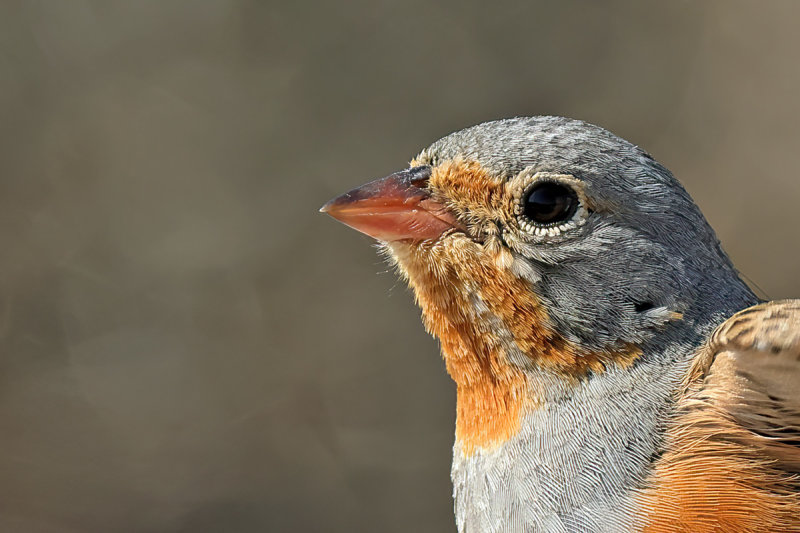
[522,182,579,225]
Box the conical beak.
[320,166,462,242]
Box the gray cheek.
[509,224,689,351]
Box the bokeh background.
[1,1,799,531]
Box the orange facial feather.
[389,160,641,456]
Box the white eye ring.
[507,169,589,239]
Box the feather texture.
[637,300,800,532]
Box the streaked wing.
[636,301,800,532]
[692,299,800,471]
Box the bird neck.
[451,344,696,532]
[448,300,755,531]
[388,235,759,529]
[388,237,642,457]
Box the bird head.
[322,117,754,454]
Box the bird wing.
[687,299,800,472]
[635,301,800,532]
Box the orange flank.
[636,342,800,532]
[637,408,800,532]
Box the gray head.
[323,116,756,372]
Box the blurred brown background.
[0,1,799,532]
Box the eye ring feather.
[508,170,589,239]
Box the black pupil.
[523,182,578,225]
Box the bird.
[320,117,800,532]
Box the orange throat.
[388,235,639,457]
[388,237,531,456]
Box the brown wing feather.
[637,300,800,532]
[696,299,800,471]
